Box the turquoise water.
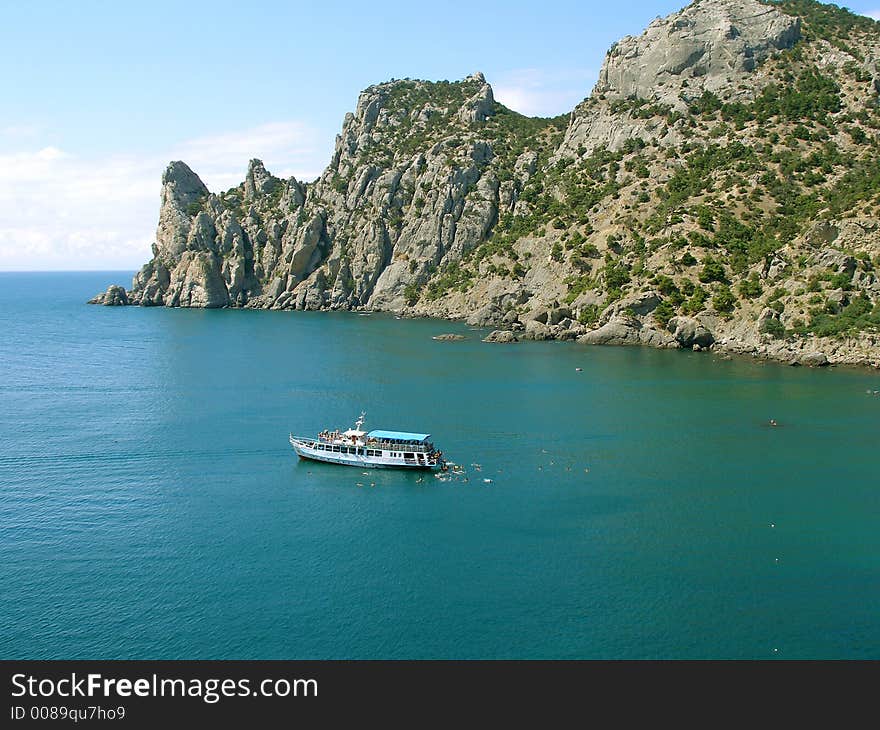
[1,271,878,659]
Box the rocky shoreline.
[92,277,880,368]
[451,293,862,367]
[91,0,880,371]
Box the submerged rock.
[432,333,467,341]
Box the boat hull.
[295,451,437,470]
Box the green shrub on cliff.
[699,256,728,283]
[760,317,787,339]
[653,300,676,329]
[738,273,763,299]
[712,285,737,315]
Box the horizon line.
[0,269,138,273]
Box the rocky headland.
[92,0,880,368]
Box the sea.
[1,271,878,659]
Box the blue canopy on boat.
[367,430,431,442]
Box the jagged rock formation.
[111,72,517,315]
[557,0,802,155]
[88,285,128,305]
[93,0,880,368]
[596,0,802,108]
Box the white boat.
[289,413,444,470]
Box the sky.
[1,0,879,270]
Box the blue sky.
[2,0,879,270]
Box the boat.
[289,413,444,469]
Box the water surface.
[1,272,878,659]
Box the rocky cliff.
[92,0,880,368]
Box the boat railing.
[367,440,434,453]
[307,434,438,454]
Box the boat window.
[405,453,414,459]
[332,446,340,452]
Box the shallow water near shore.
[1,271,878,659]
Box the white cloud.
[0,149,166,270]
[864,9,880,20]
[35,146,66,161]
[493,67,597,118]
[0,121,331,271]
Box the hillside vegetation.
[93,0,880,367]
